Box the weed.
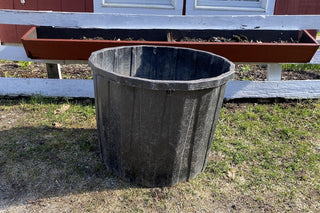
[237,64,256,80]
[18,61,33,70]
[4,71,16,78]
[240,64,251,73]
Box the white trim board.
[188,0,276,15]
[224,80,320,99]
[1,78,319,99]
[0,10,320,30]
[0,45,31,62]
[94,0,183,15]
[0,78,94,98]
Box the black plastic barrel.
[89,45,234,187]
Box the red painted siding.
[13,0,38,43]
[38,0,62,11]
[0,0,93,43]
[0,0,13,8]
[62,0,86,12]
[85,0,94,12]
[13,0,38,10]
[274,0,320,15]
[0,0,16,43]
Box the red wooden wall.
[0,0,93,43]
[274,0,320,15]
[0,0,16,43]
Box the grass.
[282,64,320,72]
[0,97,320,212]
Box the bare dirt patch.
[234,64,320,81]
[0,61,92,79]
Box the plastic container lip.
[89,45,235,91]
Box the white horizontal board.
[0,9,320,29]
[1,77,320,99]
[0,78,94,98]
[95,0,183,15]
[225,80,320,99]
[0,45,31,62]
[189,0,274,15]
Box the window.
[94,0,274,15]
[196,0,265,11]
[187,0,275,15]
[94,0,183,14]
[102,0,175,9]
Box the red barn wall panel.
[85,0,94,12]
[61,0,93,12]
[13,0,37,9]
[0,0,16,43]
[274,0,320,15]
[62,0,86,12]
[0,0,94,44]
[38,0,61,11]
[0,0,13,8]
[13,0,38,43]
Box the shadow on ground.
[0,126,136,209]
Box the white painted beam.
[0,78,94,98]
[1,78,320,99]
[0,10,320,29]
[225,80,320,99]
[0,45,32,61]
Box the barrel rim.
[89,45,235,91]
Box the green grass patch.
[282,64,320,72]
[0,97,319,212]
[212,101,320,210]
[18,61,33,70]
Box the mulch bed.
[0,60,319,81]
[234,64,320,81]
[0,61,92,79]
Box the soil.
[80,33,299,43]
[0,60,319,81]
[234,64,320,81]
[0,61,92,79]
[180,35,299,43]
[81,36,145,41]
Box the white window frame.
[101,0,175,9]
[94,0,183,15]
[187,0,275,15]
[196,0,265,12]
